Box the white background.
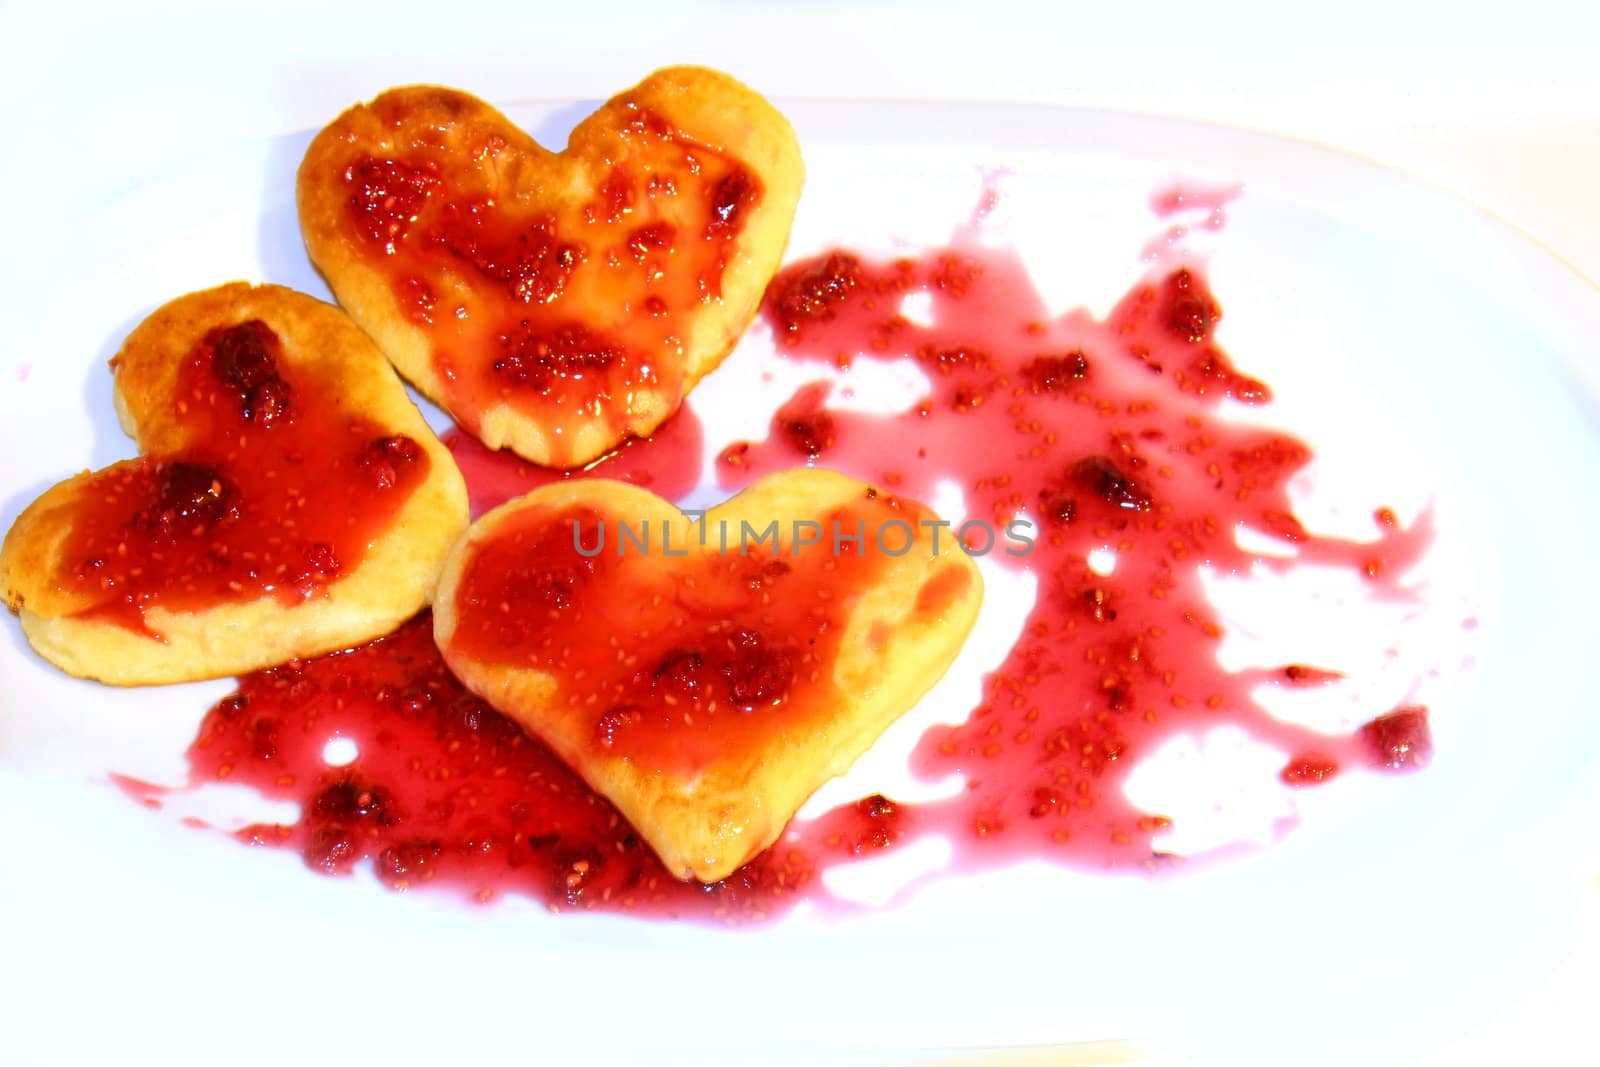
[1,2,1597,1064]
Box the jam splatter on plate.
[118,191,1448,923]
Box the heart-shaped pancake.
[1,283,468,685]
[433,469,983,882]
[297,66,804,469]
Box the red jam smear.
[62,321,428,633]
[718,245,1432,873]
[1142,181,1240,262]
[1359,705,1433,770]
[339,99,763,450]
[1149,180,1244,218]
[444,492,919,774]
[139,230,1438,923]
[183,614,816,920]
[442,404,704,518]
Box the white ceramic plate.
[2,101,1598,1065]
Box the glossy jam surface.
[63,321,428,632]
[339,98,762,443]
[445,492,919,774]
[139,233,1436,922]
[443,406,704,518]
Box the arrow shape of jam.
[0,283,468,685]
[297,66,804,469]
[433,470,982,882]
